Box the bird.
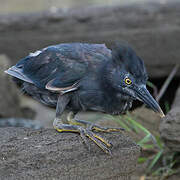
[5,42,165,154]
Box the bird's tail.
[4,65,33,84]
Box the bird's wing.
[9,43,111,93]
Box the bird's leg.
[67,111,125,133]
[53,94,80,133]
[53,95,112,154]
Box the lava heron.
[5,42,165,154]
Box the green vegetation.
[107,113,179,179]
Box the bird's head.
[106,42,165,117]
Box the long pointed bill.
[135,86,165,118]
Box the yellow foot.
[54,115,125,154]
[54,123,112,154]
[90,124,125,133]
[79,127,112,154]
[72,119,125,133]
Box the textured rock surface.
[0,128,140,180]
[0,55,23,118]
[159,86,180,152]
[0,0,180,77]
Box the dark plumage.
[5,42,164,153]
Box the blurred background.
[0,0,150,14]
[0,0,179,179]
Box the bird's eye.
[125,78,132,85]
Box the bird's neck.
[101,61,133,101]
[100,62,133,114]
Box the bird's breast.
[104,97,133,115]
[68,88,133,115]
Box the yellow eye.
[125,78,132,85]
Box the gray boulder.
[0,127,140,180]
[160,86,180,152]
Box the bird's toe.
[90,124,125,133]
[79,127,112,154]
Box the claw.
[91,124,125,133]
[80,128,112,154]
[79,128,91,151]
[92,134,111,147]
[85,131,111,154]
[54,113,121,154]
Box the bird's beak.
[135,86,165,118]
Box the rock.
[159,86,180,152]
[0,55,23,118]
[0,127,140,180]
[0,0,180,77]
